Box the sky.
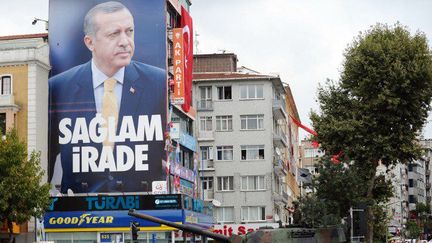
[2,0,432,139]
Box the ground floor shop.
[41,194,212,243]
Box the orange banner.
[172,28,185,105]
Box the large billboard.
[48,0,167,193]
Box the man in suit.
[49,1,166,193]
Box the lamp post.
[32,18,48,31]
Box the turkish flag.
[181,6,193,112]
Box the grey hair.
[83,1,132,37]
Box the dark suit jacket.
[48,61,166,193]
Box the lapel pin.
[130,87,135,94]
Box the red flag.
[180,6,193,112]
[289,115,318,136]
[331,151,343,165]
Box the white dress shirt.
[91,59,124,113]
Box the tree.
[0,130,51,243]
[311,23,432,242]
[406,220,422,239]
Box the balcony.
[272,99,287,120]
[273,193,285,205]
[200,160,214,170]
[273,127,288,148]
[282,191,289,203]
[0,94,15,106]
[196,100,213,111]
[274,155,287,177]
[203,189,214,201]
[198,130,214,141]
[273,193,282,203]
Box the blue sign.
[179,132,196,152]
[44,210,183,229]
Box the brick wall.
[193,53,238,73]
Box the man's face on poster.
[85,9,135,75]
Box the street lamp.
[32,18,48,31]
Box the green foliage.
[0,130,51,240]
[310,23,432,241]
[296,194,340,228]
[371,204,388,242]
[406,220,422,239]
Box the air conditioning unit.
[208,147,214,161]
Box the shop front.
[42,194,213,243]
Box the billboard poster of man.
[48,0,167,194]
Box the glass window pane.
[227,207,234,221]
[248,85,255,98]
[242,177,247,189]
[248,177,254,190]
[240,86,247,99]
[218,87,223,99]
[226,86,232,99]
[249,118,257,129]
[227,149,233,160]
[258,117,264,129]
[257,85,263,98]
[241,118,246,129]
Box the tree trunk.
[365,167,377,243]
[7,219,14,243]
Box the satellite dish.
[67,189,74,196]
[274,214,280,222]
[212,199,221,207]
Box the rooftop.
[0,33,48,41]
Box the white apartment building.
[193,53,299,233]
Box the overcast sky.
[3,0,432,139]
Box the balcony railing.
[272,99,287,120]
[200,160,214,170]
[203,189,214,201]
[196,100,213,111]
[198,130,214,141]
[274,155,287,177]
[273,127,288,148]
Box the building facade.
[193,53,300,235]
[0,33,50,243]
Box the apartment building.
[0,33,49,243]
[193,53,300,234]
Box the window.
[241,115,264,130]
[240,84,263,99]
[198,86,212,109]
[241,145,264,160]
[216,207,234,223]
[241,206,265,222]
[217,176,234,191]
[241,175,265,191]
[200,146,210,161]
[216,115,233,131]
[1,76,11,95]
[304,148,324,158]
[199,116,212,131]
[202,177,213,190]
[217,86,232,100]
[217,146,233,161]
[0,113,5,134]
